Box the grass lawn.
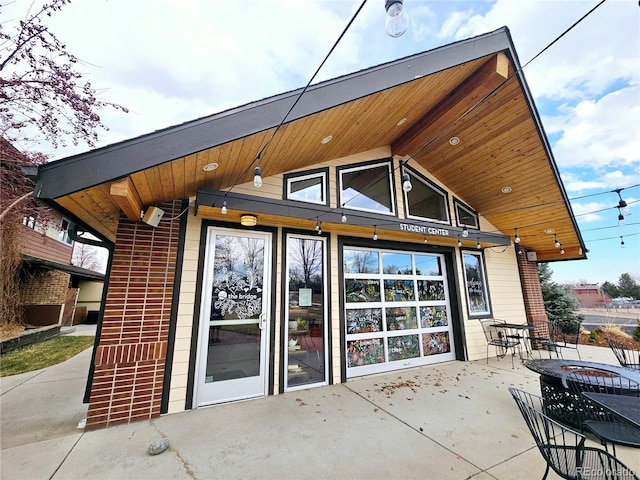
[1,336,95,377]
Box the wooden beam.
[392,53,510,157]
[109,177,142,222]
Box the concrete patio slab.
[2,341,639,480]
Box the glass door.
[284,234,328,391]
[196,228,271,406]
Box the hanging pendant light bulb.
[317,222,322,235]
[614,188,631,216]
[423,234,428,244]
[514,228,520,244]
[462,225,469,238]
[476,239,482,249]
[315,218,321,231]
[618,208,625,227]
[457,237,462,247]
[384,0,409,38]
[402,172,413,192]
[560,245,565,255]
[341,205,347,223]
[373,225,378,241]
[620,237,625,248]
[253,166,263,188]
[221,200,228,215]
[554,234,560,248]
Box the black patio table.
[582,392,640,428]
[524,358,640,430]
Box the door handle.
[259,313,266,330]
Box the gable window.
[454,198,478,229]
[284,169,328,206]
[58,218,72,245]
[23,214,37,229]
[338,160,395,215]
[403,168,449,223]
[462,251,491,317]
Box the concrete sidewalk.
[2,338,638,480]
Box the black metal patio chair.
[561,367,640,457]
[479,319,520,368]
[508,387,638,480]
[606,337,640,370]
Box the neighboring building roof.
[32,27,586,262]
[21,255,105,282]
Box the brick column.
[85,201,181,429]
[517,251,549,346]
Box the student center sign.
[30,28,585,429]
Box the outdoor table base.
[524,358,640,431]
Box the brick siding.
[517,251,549,338]
[20,269,70,304]
[85,201,181,430]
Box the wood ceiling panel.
[56,190,119,242]
[130,170,153,205]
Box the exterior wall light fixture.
[240,214,258,227]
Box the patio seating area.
[2,342,639,479]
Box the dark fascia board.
[21,255,105,281]
[196,189,511,247]
[34,27,513,201]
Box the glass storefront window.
[285,235,328,390]
[462,251,491,316]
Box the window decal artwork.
[347,338,385,366]
[344,246,455,377]
[345,279,381,303]
[422,332,450,355]
[387,335,420,361]
[462,251,491,316]
[212,236,264,320]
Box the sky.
[3,0,639,285]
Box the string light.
[554,234,561,248]
[617,207,625,227]
[373,225,378,241]
[253,166,263,188]
[423,234,428,244]
[315,218,321,231]
[462,225,469,238]
[401,163,413,192]
[560,244,565,255]
[341,205,347,223]
[317,222,322,234]
[457,237,462,247]
[221,200,228,215]
[514,228,520,244]
[476,238,482,249]
[613,188,631,216]
[620,236,625,248]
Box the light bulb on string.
[317,222,322,235]
[402,172,413,192]
[253,166,263,188]
[373,225,378,241]
[559,244,565,255]
[514,228,520,244]
[457,237,462,247]
[476,238,481,249]
[462,225,469,238]
[620,236,625,248]
[221,200,228,215]
[423,234,428,244]
[384,0,409,38]
[341,205,347,223]
[614,188,631,216]
[315,218,321,231]
[554,234,560,248]
[618,207,625,227]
